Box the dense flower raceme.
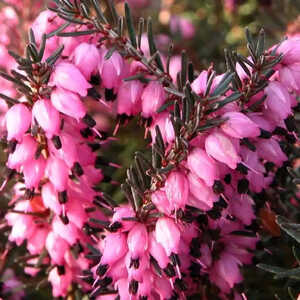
[1,17,111,296]
[0,3,299,299]
[84,37,299,299]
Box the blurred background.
[0,0,300,299]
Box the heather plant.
[0,1,299,300]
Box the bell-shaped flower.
[32,99,60,138]
[127,223,148,259]
[48,266,73,298]
[6,103,31,141]
[279,63,300,94]
[99,49,125,90]
[151,189,173,215]
[27,227,49,255]
[141,81,166,118]
[117,80,143,116]
[256,138,287,165]
[205,131,241,169]
[73,42,100,79]
[187,148,219,186]
[46,156,69,192]
[7,135,37,170]
[46,231,69,265]
[52,216,79,245]
[191,71,208,95]
[41,182,62,215]
[211,253,243,290]
[265,81,292,121]
[155,217,181,256]
[51,87,87,121]
[50,62,92,97]
[125,252,148,281]
[23,156,46,188]
[112,205,136,232]
[165,170,189,211]
[65,198,88,229]
[221,111,260,138]
[100,232,127,266]
[187,172,217,210]
[150,112,175,145]
[148,232,169,269]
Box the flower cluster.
[1,11,112,297]
[85,36,300,300]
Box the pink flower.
[151,189,173,215]
[23,157,46,188]
[187,172,217,210]
[46,156,69,192]
[205,131,241,169]
[27,227,49,254]
[256,138,287,165]
[51,87,87,121]
[7,135,37,170]
[52,216,79,245]
[99,49,125,90]
[50,62,92,97]
[41,182,62,215]
[6,104,31,141]
[279,63,300,94]
[112,205,136,232]
[150,112,175,145]
[187,148,219,186]
[165,170,189,211]
[148,232,169,269]
[211,253,243,290]
[48,266,72,297]
[265,81,292,121]
[221,112,260,138]
[117,80,143,116]
[127,223,148,259]
[73,42,100,79]
[6,201,35,245]
[191,71,208,95]
[155,217,181,256]
[46,231,69,265]
[100,232,127,266]
[32,99,60,138]
[169,55,181,83]
[141,81,166,118]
